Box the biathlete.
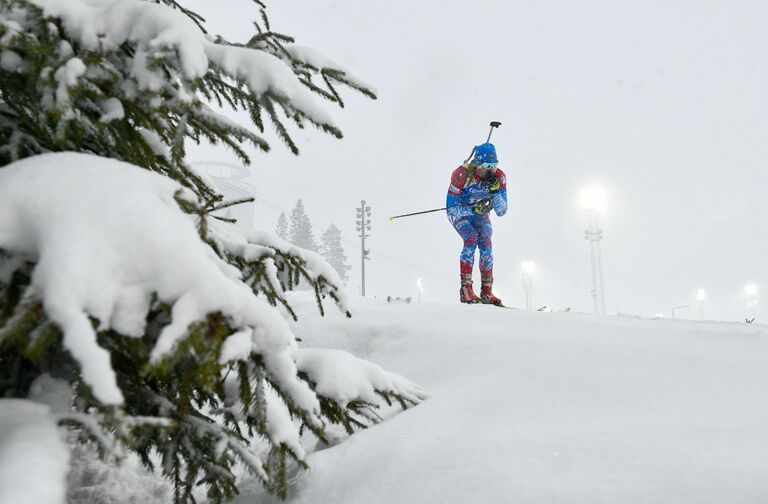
[446,142,508,305]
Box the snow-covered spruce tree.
[275,211,289,241]
[0,1,425,502]
[288,199,319,252]
[320,224,351,283]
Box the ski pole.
[389,199,493,221]
[389,207,448,221]
[485,121,502,143]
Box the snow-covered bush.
[0,1,424,502]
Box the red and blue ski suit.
[446,165,508,278]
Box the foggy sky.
[186,0,767,321]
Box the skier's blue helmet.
[474,143,498,168]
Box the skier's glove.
[486,172,501,193]
[473,199,493,215]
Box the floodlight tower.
[745,283,758,322]
[416,278,424,303]
[521,261,537,310]
[356,200,372,296]
[580,186,607,316]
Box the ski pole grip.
[485,121,502,143]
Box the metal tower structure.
[356,200,371,296]
[745,284,758,323]
[521,261,536,310]
[584,209,606,315]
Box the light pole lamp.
[416,278,424,303]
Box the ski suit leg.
[476,214,493,276]
[450,215,478,274]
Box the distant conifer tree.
[321,224,351,283]
[289,199,319,252]
[275,211,289,241]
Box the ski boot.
[460,274,480,304]
[480,277,503,306]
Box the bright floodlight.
[696,288,707,301]
[580,185,607,214]
[416,278,423,290]
[521,261,537,275]
[745,284,758,297]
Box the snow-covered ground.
[53,295,768,503]
[234,295,768,504]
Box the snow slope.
[235,296,768,504]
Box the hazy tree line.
[276,199,351,283]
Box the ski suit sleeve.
[492,168,508,217]
[446,166,473,219]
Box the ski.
[461,301,517,309]
[486,302,517,309]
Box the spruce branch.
[0,2,411,502]
[156,0,208,34]
[209,196,255,213]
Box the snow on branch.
[204,43,335,128]
[0,152,317,413]
[297,348,428,408]
[29,0,211,78]
[24,0,353,132]
[0,0,376,205]
[212,222,351,320]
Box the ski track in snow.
[236,295,768,504]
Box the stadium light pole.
[745,283,758,322]
[580,186,607,316]
[416,278,424,303]
[356,200,371,296]
[521,261,537,310]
